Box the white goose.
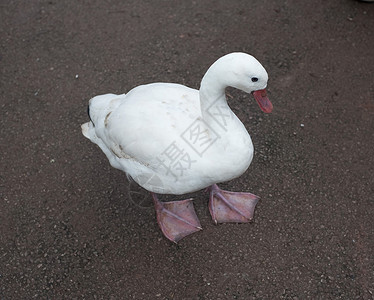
[82,52,273,242]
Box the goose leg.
[208,184,259,224]
[152,193,202,243]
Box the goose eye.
[251,77,258,82]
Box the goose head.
[204,52,273,113]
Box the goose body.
[82,52,273,242]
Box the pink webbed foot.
[208,184,259,224]
[152,193,202,243]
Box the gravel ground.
[1,0,373,299]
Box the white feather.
[82,53,269,194]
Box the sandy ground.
[1,0,373,299]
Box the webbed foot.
[152,193,202,243]
[208,184,259,224]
